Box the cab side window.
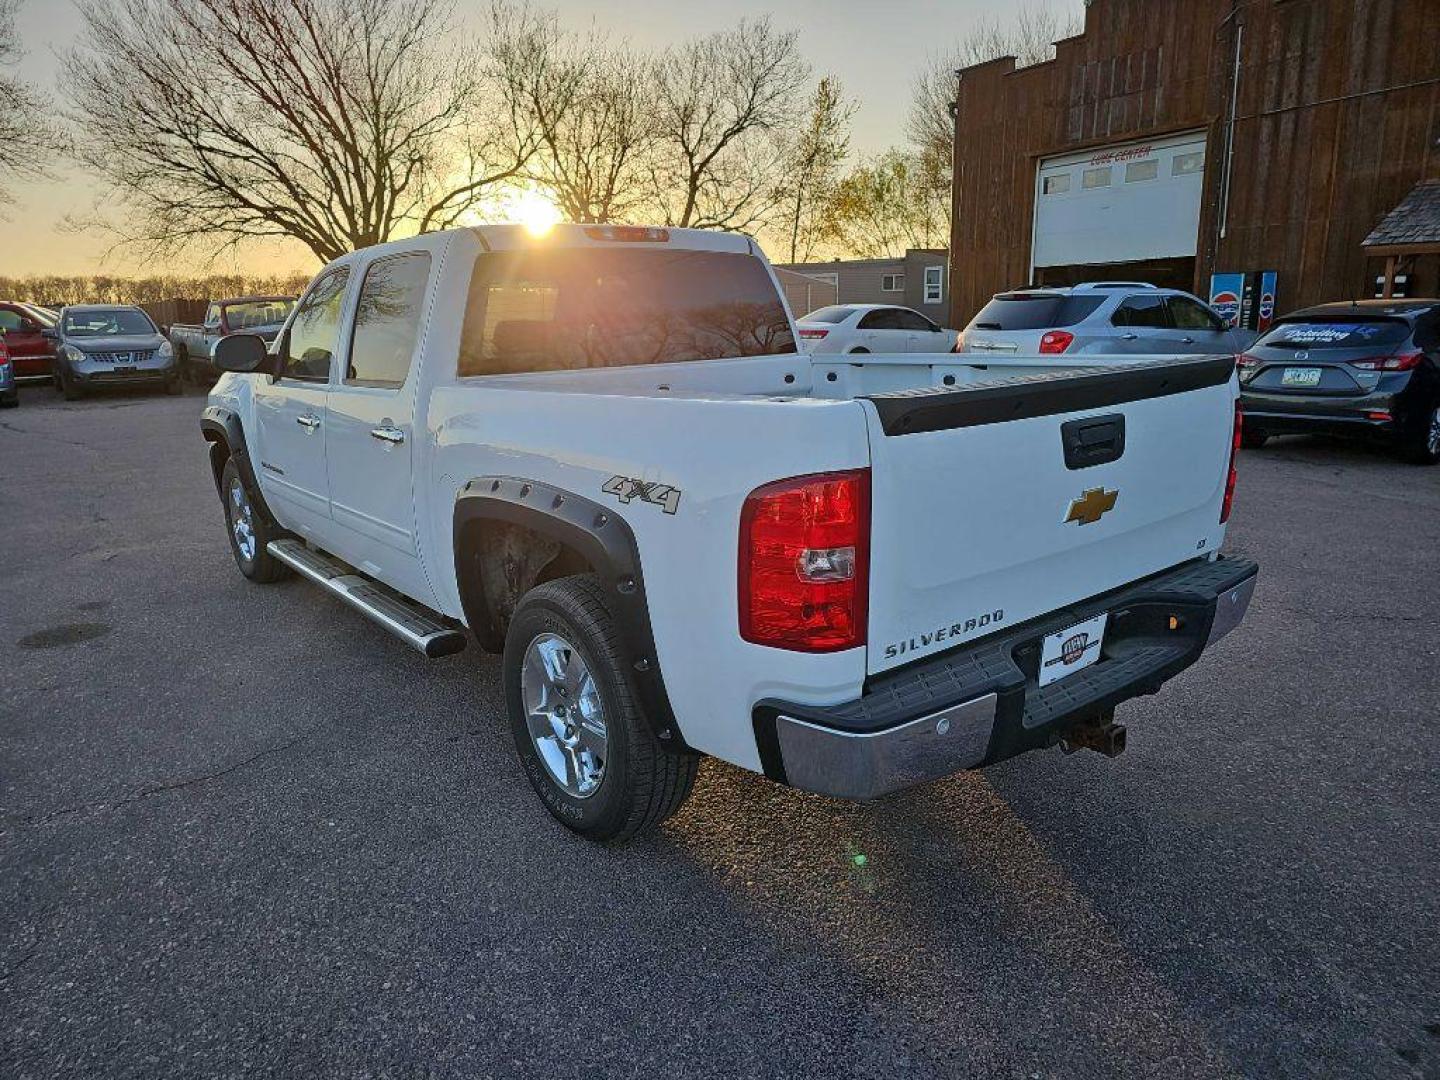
[345,253,431,389]
[204,303,221,327]
[0,309,23,332]
[1111,295,1169,329]
[1168,296,1225,331]
[282,268,351,382]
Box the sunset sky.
[7,0,1082,278]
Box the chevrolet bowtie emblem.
[1065,487,1119,526]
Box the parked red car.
[0,301,60,383]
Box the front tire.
[503,575,698,843]
[220,457,289,582]
[60,368,82,401]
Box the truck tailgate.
[861,356,1237,675]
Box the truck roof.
[471,223,756,255]
[219,295,295,304]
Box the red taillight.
[1221,401,1242,524]
[798,328,829,340]
[1039,330,1074,354]
[1350,351,1422,372]
[739,469,869,652]
[1236,353,1261,369]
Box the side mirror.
[213,333,273,374]
[40,328,58,341]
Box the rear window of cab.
[458,248,796,376]
[1256,320,1410,350]
[967,293,1105,331]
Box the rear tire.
[1401,403,1440,465]
[503,574,698,843]
[220,457,290,583]
[1240,430,1269,450]
[60,369,82,401]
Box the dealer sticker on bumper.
[1038,612,1108,687]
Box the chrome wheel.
[521,633,607,798]
[1428,406,1440,457]
[227,477,257,563]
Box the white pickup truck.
[200,224,1257,842]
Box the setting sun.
[508,188,563,237]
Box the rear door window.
[345,253,431,388]
[1255,319,1411,350]
[1167,296,1225,331]
[858,308,901,330]
[459,248,794,376]
[967,293,1104,331]
[893,309,936,332]
[1111,295,1169,329]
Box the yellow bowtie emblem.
[1065,487,1119,526]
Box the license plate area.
[1281,366,1322,387]
[1038,612,1108,687]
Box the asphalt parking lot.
[2,384,1438,1079]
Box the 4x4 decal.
[602,475,682,516]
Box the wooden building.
[947,0,1440,326]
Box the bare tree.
[0,272,314,307]
[771,76,853,263]
[905,2,1083,239]
[648,18,808,231]
[0,0,59,198]
[825,150,948,259]
[61,0,547,264]
[499,15,657,224]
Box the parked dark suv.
[1239,300,1440,464]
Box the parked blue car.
[0,340,18,407]
[46,305,180,400]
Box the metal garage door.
[1031,132,1207,274]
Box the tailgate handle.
[1062,414,1126,470]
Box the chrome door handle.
[370,426,405,445]
[1120,333,1139,341]
[1180,336,1196,344]
[296,414,321,431]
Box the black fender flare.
[454,476,689,753]
[200,405,279,526]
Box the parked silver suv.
[956,282,1250,358]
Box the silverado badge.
[1065,487,1118,526]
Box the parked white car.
[796,303,956,354]
[957,283,1249,358]
[201,224,1256,843]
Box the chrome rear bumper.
[755,556,1259,800]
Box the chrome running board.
[267,538,467,659]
